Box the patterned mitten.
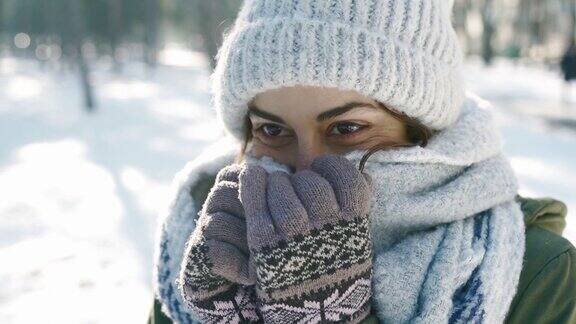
[178,164,263,323]
[238,154,374,323]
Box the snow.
[0,53,574,323]
[0,55,223,323]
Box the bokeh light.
[14,33,31,49]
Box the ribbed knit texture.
[210,0,466,140]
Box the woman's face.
[247,85,410,171]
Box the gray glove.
[238,154,374,323]
[178,163,262,323]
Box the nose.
[295,156,312,172]
[294,143,329,172]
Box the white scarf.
[340,92,525,323]
[152,92,525,323]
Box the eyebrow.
[316,102,377,122]
[248,105,286,124]
[248,101,377,124]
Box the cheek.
[332,123,409,152]
[248,141,298,167]
[369,120,409,143]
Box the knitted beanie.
[210,0,466,141]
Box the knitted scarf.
[152,92,525,323]
[340,92,525,323]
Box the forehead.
[251,85,376,114]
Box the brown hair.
[234,101,433,172]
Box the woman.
[150,0,576,323]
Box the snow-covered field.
[0,51,574,323]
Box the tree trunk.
[570,0,576,42]
[108,0,123,73]
[195,1,220,71]
[481,0,495,65]
[144,0,159,69]
[69,0,95,112]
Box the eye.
[329,122,367,136]
[255,123,290,137]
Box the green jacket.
[149,182,576,323]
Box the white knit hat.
[210,0,466,140]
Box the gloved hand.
[178,163,262,323]
[238,154,374,323]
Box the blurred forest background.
[1,0,575,110]
[0,1,575,323]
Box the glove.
[178,163,263,323]
[238,154,374,323]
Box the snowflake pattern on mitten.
[259,274,372,323]
[239,154,375,323]
[185,283,262,324]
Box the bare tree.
[481,0,495,65]
[144,0,159,69]
[107,0,123,72]
[453,0,474,56]
[189,0,241,71]
[570,0,576,42]
[69,0,95,112]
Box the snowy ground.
[0,51,574,323]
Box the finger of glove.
[290,169,340,228]
[203,181,244,218]
[206,239,254,285]
[202,211,248,255]
[238,164,278,249]
[267,171,311,238]
[215,163,242,184]
[310,154,372,218]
